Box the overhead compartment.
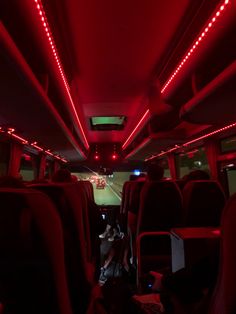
[180,61,236,125]
[147,82,181,134]
[0,22,86,161]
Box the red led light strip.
[31,142,44,152]
[33,0,89,150]
[145,122,236,161]
[8,132,29,145]
[161,0,230,95]
[123,0,230,151]
[125,137,151,159]
[4,128,67,163]
[122,109,150,150]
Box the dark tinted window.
[0,142,10,176]
[176,147,209,179]
[20,153,35,181]
[221,136,236,153]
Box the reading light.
[94,154,100,160]
[32,0,89,149]
[112,153,118,160]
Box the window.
[72,169,138,206]
[0,142,10,176]
[176,147,209,179]
[226,168,236,196]
[45,160,53,179]
[19,153,35,181]
[221,136,236,153]
[156,157,170,178]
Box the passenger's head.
[52,169,72,183]
[185,169,210,182]
[129,174,138,181]
[146,163,164,181]
[0,175,25,188]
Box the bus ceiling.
[0,0,235,163]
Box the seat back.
[119,181,134,231]
[137,180,183,234]
[209,193,236,314]
[182,180,226,227]
[31,183,91,313]
[83,180,95,202]
[121,181,133,214]
[129,181,145,214]
[0,188,72,314]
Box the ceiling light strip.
[8,132,29,145]
[161,0,230,95]
[123,0,230,151]
[31,142,44,152]
[33,0,89,149]
[4,127,67,163]
[145,121,236,161]
[125,137,151,159]
[122,109,150,150]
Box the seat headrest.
[183,180,226,227]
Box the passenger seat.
[0,188,72,314]
[182,180,226,227]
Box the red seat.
[137,181,183,234]
[136,181,183,287]
[31,183,92,313]
[120,181,134,231]
[182,180,226,227]
[0,188,72,314]
[209,192,236,314]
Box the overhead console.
[180,61,236,125]
[0,22,86,161]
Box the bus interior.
[0,0,236,313]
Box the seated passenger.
[182,169,210,188]
[148,243,219,314]
[0,175,25,188]
[51,168,73,182]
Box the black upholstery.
[182,180,226,227]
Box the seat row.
[0,180,96,314]
[122,179,226,233]
[120,179,226,290]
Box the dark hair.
[185,169,210,181]
[129,174,138,181]
[147,163,164,181]
[0,175,25,188]
[52,169,72,183]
